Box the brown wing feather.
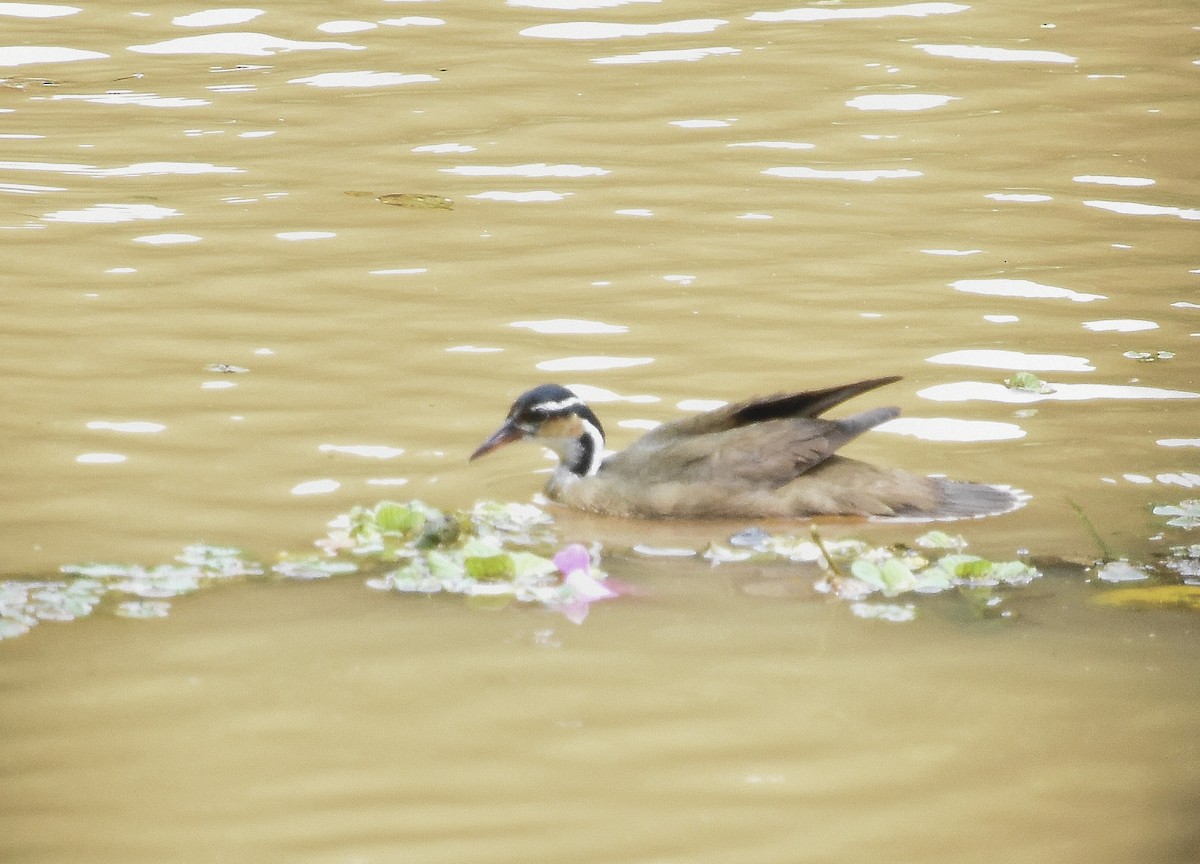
[642,376,901,439]
[605,405,900,486]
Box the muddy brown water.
[2,1,1198,861]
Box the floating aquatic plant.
[343,501,617,623]
[0,545,264,640]
[706,526,1038,614]
[1153,499,1200,530]
[15,496,1200,644]
[1004,371,1054,394]
[1123,350,1174,362]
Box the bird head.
[470,384,606,476]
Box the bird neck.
[555,412,605,477]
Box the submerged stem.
[809,524,845,580]
[1065,497,1114,561]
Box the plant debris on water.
[1004,371,1054,394]
[2,495,1197,642]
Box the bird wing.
[604,406,899,487]
[640,376,901,440]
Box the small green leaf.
[915,530,966,551]
[954,558,995,579]
[1004,371,1054,394]
[374,501,426,534]
[850,559,886,590]
[464,554,517,582]
[880,558,917,593]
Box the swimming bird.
[469,377,1020,520]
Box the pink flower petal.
[553,543,591,576]
[564,568,619,601]
[557,600,590,625]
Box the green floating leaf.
[849,559,886,591]
[915,530,967,551]
[1123,350,1174,362]
[374,501,428,535]
[464,553,517,582]
[954,558,995,580]
[1004,372,1054,394]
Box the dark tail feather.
[926,478,1025,519]
[730,376,902,426]
[837,406,900,437]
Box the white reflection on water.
[878,417,1027,441]
[318,445,404,459]
[442,163,607,177]
[1083,200,1200,221]
[671,119,732,128]
[0,46,105,65]
[128,33,364,56]
[133,233,202,245]
[877,417,1026,442]
[765,167,922,182]
[511,1,658,9]
[511,319,628,335]
[594,47,739,65]
[291,479,340,496]
[172,9,263,27]
[288,71,437,87]
[919,381,1200,403]
[0,4,81,17]
[986,192,1052,202]
[950,278,1106,303]
[728,141,814,150]
[678,399,727,412]
[41,92,210,107]
[276,231,335,241]
[566,384,659,404]
[1073,175,1154,187]
[927,349,1093,372]
[537,356,653,372]
[317,20,377,34]
[412,143,475,154]
[914,44,1077,64]
[468,191,572,202]
[379,17,444,27]
[86,421,165,433]
[521,19,727,39]
[749,3,967,22]
[846,94,958,111]
[76,453,126,464]
[1081,319,1158,332]
[1,160,241,177]
[42,203,178,223]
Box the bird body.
[470,378,1020,520]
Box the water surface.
[2,1,1198,860]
